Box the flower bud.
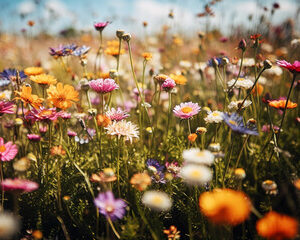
[79,78,90,91]
[198,31,205,39]
[88,108,97,116]
[263,59,272,69]
[116,29,125,38]
[109,69,118,79]
[122,33,131,42]
[238,39,247,51]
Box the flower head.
[277,60,300,73]
[256,211,298,240]
[163,226,180,240]
[30,74,57,85]
[73,45,90,57]
[94,191,126,221]
[183,148,215,165]
[223,113,258,135]
[269,99,297,110]
[180,164,212,185]
[130,172,152,191]
[161,78,176,91]
[146,159,164,173]
[49,44,77,57]
[169,73,187,85]
[199,188,251,225]
[105,120,139,143]
[0,69,27,83]
[165,162,181,177]
[25,107,57,123]
[106,108,129,121]
[1,178,38,192]
[90,168,117,183]
[204,111,223,123]
[47,83,79,110]
[24,67,44,76]
[96,114,111,127]
[228,100,252,110]
[227,78,254,89]
[0,138,18,161]
[142,190,172,211]
[89,78,119,94]
[27,134,41,142]
[173,102,201,119]
[94,21,110,31]
[14,86,43,109]
[0,101,14,115]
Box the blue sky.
[0,0,299,36]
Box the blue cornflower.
[208,56,229,67]
[0,69,27,87]
[73,45,91,57]
[49,44,77,57]
[146,159,165,173]
[152,171,166,184]
[223,112,258,135]
[63,44,78,55]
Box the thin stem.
[228,51,245,92]
[167,92,172,137]
[107,217,120,239]
[235,135,250,169]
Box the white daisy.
[228,100,252,110]
[142,191,172,212]
[238,58,255,67]
[204,111,223,123]
[0,211,19,239]
[105,120,139,143]
[182,148,215,165]
[180,164,212,186]
[227,78,254,89]
[265,66,283,76]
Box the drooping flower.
[268,99,297,110]
[173,102,201,119]
[1,178,38,192]
[14,86,43,109]
[24,67,44,76]
[204,111,223,123]
[30,74,57,85]
[25,107,58,123]
[142,190,172,212]
[106,108,129,121]
[223,113,258,135]
[261,180,278,195]
[161,78,176,91]
[94,191,127,221]
[182,148,215,165]
[180,164,212,185]
[234,168,246,179]
[89,78,119,94]
[94,21,110,31]
[0,101,15,115]
[276,60,300,73]
[0,137,18,161]
[47,83,79,110]
[256,211,298,240]
[130,172,152,191]
[199,188,251,225]
[105,120,139,143]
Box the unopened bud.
[109,69,118,79]
[263,59,272,69]
[238,39,247,51]
[116,29,125,39]
[122,33,131,42]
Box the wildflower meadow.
[0,0,299,239]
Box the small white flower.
[265,66,283,76]
[204,111,223,123]
[180,164,212,186]
[0,211,20,239]
[179,60,192,69]
[0,90,12,100]
[182,148,215,165]
[142,191,172,212]
[227,78,254,89]
[228,100,252,110]
[105,120,139,143]
[238,58,255,67]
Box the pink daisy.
[25,107,57,123]
[1,178,38,192]
[161,78,176,91]
[27,134,41,142]
[106,108,129,121]
[173,102,201,119]
[0,101,14,115]
[0,137,18,161]
[277,60,300,73]
[89,78,119,94]
[94,21,110,31]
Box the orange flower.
[199,188,251,225]
[30,74,57,85]
[15,86,43,109]
[90,168,117,183]
[105,40,125,57]
[96,114,111,127]
[251,83,264,96]
[294,179,300,190]
[47,83,79,110]
[188,133,197,143]
[163,225,180,240]
[142,52,152,61]
[256,211,298,240]
[130,172,151,191]
[27,20,35,27]
[98,72,110,79]
[269,100,297,110]
[24,67,44,76]
[170,73,187,85]
[50,145,66,156]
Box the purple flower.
[94,21,110,31]
[152,171,166,184]
[49,44,77,57]
[0,101,14,115]
[27,134,41,142]
[25,107,57,123]
[223,113,258,135]
[89,78,119,94]
[161,78,176,91]
[94,191,127,221]
[146,159,165,173]
[67,130,77,137]
[0,69,27,86]
[57,111,71,119]
[165,162,181,177]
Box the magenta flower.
[94,21,110,31]
[0,101,14,115]
[0,137,18,161]
[1,178,38,193]
[57,111,72,119]
[27,134,41,142]
[277,60,300,74]
[25,107,57,123]
[67,130,77,137]
[106,108,129,121]
[94,191,127,221]
[89,78,119,94]
[173,102,201,119]
[161,78,176,91]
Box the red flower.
[277,60,300,74]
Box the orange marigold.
[170,73,187,85]
[269,100,297,110]
[256,211,298,240]
[142,52,152,61]
[130,172,152,191]
[188,133,197,143]
[96,114,111,127]
[24,67,44,76]
[30,74,57,85]
[199,188,251,225]
[47,83,79,110]
[15,86,43,109]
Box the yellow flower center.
[212,112,219,117]
[196,152,205,157]
[181,107,193,113]
[0,145,6,153]
[191,170,202,178]
[229,120,237,126]
[238,78,244,81]
[105,205,115,213]
[151,196,163,205]
[40,110,52,116]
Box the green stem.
[228,51,244,92]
